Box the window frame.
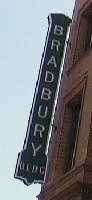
[72,2,92,66]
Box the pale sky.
[0,0,75,199]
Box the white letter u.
[38,105,48,118]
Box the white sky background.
[0,0,75,199]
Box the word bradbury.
[14,13,71,185]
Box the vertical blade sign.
[14,14,71,185]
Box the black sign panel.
[14,13,71,185]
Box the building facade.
[38,0,92,199]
